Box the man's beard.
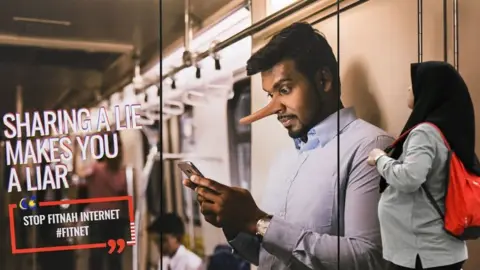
[287,85,324,140]
[287,124,310,139]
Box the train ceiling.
[0,0,231,118]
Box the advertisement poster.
[2,1,480,270]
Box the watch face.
[256,217,271,236]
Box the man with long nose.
[183,22,393,270]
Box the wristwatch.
[256,215,273,238]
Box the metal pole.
[0,34,133,53]
[126,166,137,270]
[16,85,22,120]
[418,0,423,63]
[453,0,459,70]
[443,0,448,62]
[184,0,192,53]
[162,0,317,81]
[16,85,37,270]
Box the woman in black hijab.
[367,61,479,270]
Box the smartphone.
[178,162,216,196]
[178,161,204,179]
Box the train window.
[228,78,252,190]
[234,92,251,134]
[179,106,201,225]
[180,105,196,152]
[268,0,298,15]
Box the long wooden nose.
[239,98,282,124]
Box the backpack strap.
[419,122,451,220]
[385,123,422,152]
[386,122,451,151]
[421,184,445,220]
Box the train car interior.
[1,0,479,270]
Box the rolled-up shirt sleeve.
[260,135,393,269]
[376,125,436,193]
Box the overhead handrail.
[182,90,208,106]
[161,153,223,162]
[163,100,185,115]
[162,0,318,81]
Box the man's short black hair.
[246,22,339,90]
[148,213,185,238]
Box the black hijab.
[380,61,480,192]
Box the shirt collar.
[169,245,186,267]
[294,107,357,152]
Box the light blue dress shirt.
[229,108,394,270]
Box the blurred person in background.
[86,131,129,270]
[205,244,250,270]
[148,213,202,270]
[367,61,479,270]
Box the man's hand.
[182,175,267,235]
[367,148,387,166]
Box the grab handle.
[182,90,208,106]
[162,100,184,115]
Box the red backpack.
[388,122,480,240]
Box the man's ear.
[315,68,333,93]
